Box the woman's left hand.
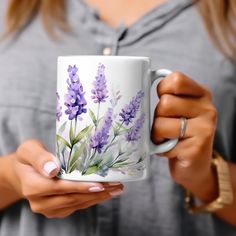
[151,72,218,202]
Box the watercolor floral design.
[56,63,146,177]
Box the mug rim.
[58,55,150,62]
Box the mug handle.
[149,69,178,154]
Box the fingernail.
[89,186,105,192]
[109,189,123,197]
[43,161,58,175]
[108,182,121,186]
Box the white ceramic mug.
[56,56,178,182]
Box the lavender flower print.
[119,91,144,126]
[91,63,108,103]
[56,92,62,121]
[90,108,113,153]
[64,65,87,120]
[126,113,145,142]
[56,63,146,178]
[68,64,78,76]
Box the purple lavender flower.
[90,108,113,153]
[68,65,78,76]
[56,92,62,121]
[91,63,108,103]
[125,113,145,142]
[119,91,144,126]
[64,65,87,120]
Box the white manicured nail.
[109,189,123,197]
[43,161,58,175]
[89,186,105,192]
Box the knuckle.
[16,142,28,159]
[29,202,42,214]
[36,152,45,161]
[157,71,185,95]
[158,94,172,114]
[198,114,216,138]
[204,87,213,100]
[205,125,216,138]
[172,71,184,80]
[22,188,30,199]
[207,107,217,122]
[17,139,36,154]
[171,71,185,93]
[21,182,36,198]
[21,186,29,198]
[16,139,42,162]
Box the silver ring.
[179,117,187,139]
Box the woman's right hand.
[8,139,123,218]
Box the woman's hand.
[6,140,123,218]
[151,72,218,202]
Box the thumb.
[16,139,60,178]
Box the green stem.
[110,153,122,167]
[82,149,96,174]
[89,150,96,163]
[56,140,66,170]
[67,119,76,173]
[66,144,74,173]
[74,117,77,136]
[95,103,100,129]
[111,143,129,166]
[104,121,124,153]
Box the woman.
[0,0,235,235]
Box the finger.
[23,171,124,196]
[22,174,120,196]
[154,94,212,118]
[36,192,111,210]
[47,180,123,195]
[16,139,60,178]
[45,193,113,218]
[78,195,112,209]
[157,72,211,98]
[32,186,124,211]
[151,117,192,143]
